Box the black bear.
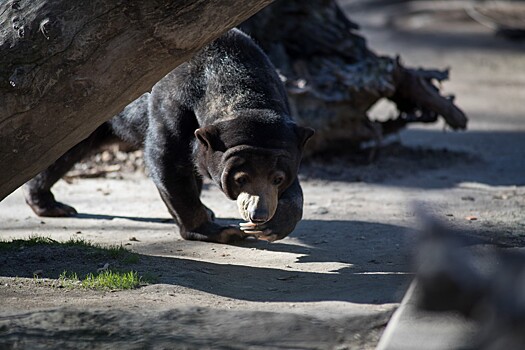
[24,29,314,243]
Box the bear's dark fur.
[24,29,313,243]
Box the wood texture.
[0,0,273,200]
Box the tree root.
[381,58,467,135]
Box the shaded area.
[338,0,525,112]
[0,220,411,305]
[302,141,476,185]
[75,213,173,224]
[62,128,525,194]
[342,0,525,49]
[302,129,525,188]
[0,307,392,350]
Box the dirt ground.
[1,2,525,349]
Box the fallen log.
[0,0,273,200]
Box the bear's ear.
[295,125,315,148]
[195,125,221,151]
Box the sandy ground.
[1,2,525,349]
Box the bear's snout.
[248,201,269,223]
[237,192,277,224]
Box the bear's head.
[194,112,313,225]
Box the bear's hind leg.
[24,124,114,217]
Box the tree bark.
[240,0,467,155]
[0,0,273,200]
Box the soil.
[1,2,525,349]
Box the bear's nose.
[249,208,269,223]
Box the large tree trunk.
[0,0,273,200]
[240,0,467,154]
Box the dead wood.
[240,0,467,155]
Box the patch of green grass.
[59,271,79,288]
[59,270,143,290]
[83,270,142,290]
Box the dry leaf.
[97,263,109,272]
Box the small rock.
[313,207,329,215]
[276,274,299,281]
[493,194,508,200]
[101,151,112,162]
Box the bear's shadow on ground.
[75,213,173,223]
[0,219,412,305]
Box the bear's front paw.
[216,226,246,244]
[239,222,279,242]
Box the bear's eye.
[234,174,249,187]
[272,175,284,186]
